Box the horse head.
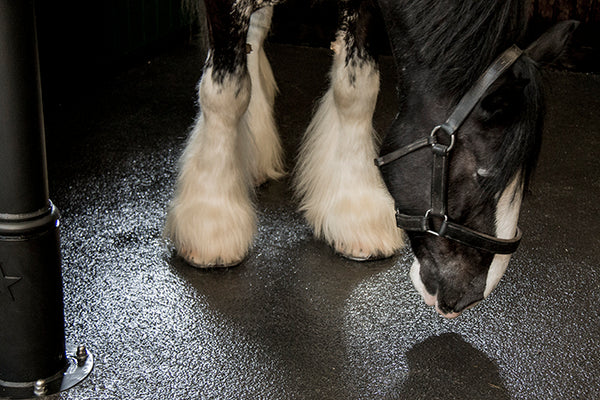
[378,19,579,318]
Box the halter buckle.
[423,209,449,237]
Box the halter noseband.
[375,45,524,254]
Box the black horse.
[166,0,577,317]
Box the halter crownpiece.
[376,45,524,254]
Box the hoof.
[335,245,394,262]
[338,252,390,262]
[179,249,245,269]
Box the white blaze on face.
[484,175,523,297]
[410,259,436,306]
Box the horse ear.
[525,20,580,65]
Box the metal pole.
[0,1,92,398]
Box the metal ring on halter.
[422,209,449,237]
[430,125,455,153]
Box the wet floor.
[42,43,599,399]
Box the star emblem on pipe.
[0,263,22,301]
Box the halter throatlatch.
[376,45,524,254]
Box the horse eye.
[477,168,492,178]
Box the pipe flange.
[0,344,93,399]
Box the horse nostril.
[437,298,454,313]
[435,303,462,319]
[421,290,437,306]
[434,295,482,318]
[442,310,462,319]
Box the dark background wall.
[34,0,598,109]
[34,0,190,108]
[531,0,600,23]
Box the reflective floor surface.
[42,43,599,399]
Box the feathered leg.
[295,1,404,260]
[167,1,277,267]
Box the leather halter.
[375,45,524,254]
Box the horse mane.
[394,0,530,98]
[479,58,544,200]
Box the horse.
[165,0,577,318]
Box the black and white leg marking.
[166,1,281,267]
[243,5,285,185]
[295,1,404,260]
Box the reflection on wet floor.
[42,43,600,399]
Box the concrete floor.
[41,43,600,399]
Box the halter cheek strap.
[376,45,524,255]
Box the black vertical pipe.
[0,0,68,385]
[0,0,49,213]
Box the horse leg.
[166,0,261,267]
[243,6,285,184]
[295,0,404,260]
